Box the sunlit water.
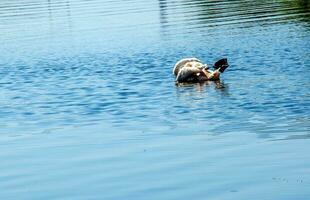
[0,0,310,199]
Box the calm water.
[1,0,310,199]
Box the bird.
[173,58,229,83]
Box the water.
[0,0,310,199]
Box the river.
[0,0,309,199]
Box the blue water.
[0,0,310,199]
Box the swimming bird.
[173,58,229,83]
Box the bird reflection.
[176,80,230,96]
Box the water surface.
[0,0,310,199]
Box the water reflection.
[175,80,230,110]
[283,0,310,22]
[47,0,73,33]
[176,80,228,92]
[158,0,310,35]
[272,133,310,141]
[158,0,168,25]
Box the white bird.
[173,58,229,83]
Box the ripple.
[0,1,310,199]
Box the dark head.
[213,58,229,73]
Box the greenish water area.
[0,0,310,199]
